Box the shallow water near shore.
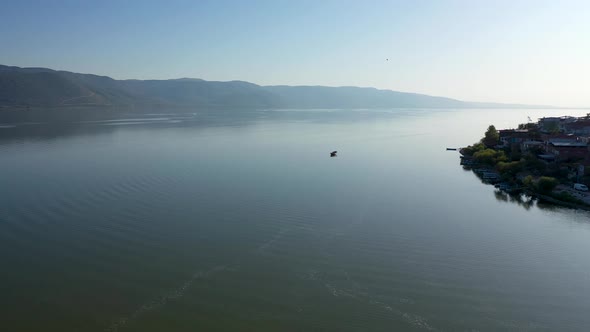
[2,107,590,331]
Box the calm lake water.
[2,108,590,331]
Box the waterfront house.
[538,116,576,133]
[564,119,590,136]
[499,129,530,148]
[541,133,579,145]
[547,141,589,163]
[521,140,545,152]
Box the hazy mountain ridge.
[0,65,550,109]
[264,85,469,108]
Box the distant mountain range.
[0,64,551,109]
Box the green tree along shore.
[461,124,588,208]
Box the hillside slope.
[0,65,550,109]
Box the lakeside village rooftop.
[498,115,590,166]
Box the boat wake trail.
[105,227,289,331]
[104,265,230,332]
[303,269,436,331]
[257,228,289,252]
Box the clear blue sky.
[1,0,589,107]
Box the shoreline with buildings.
[460,115,590,209]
